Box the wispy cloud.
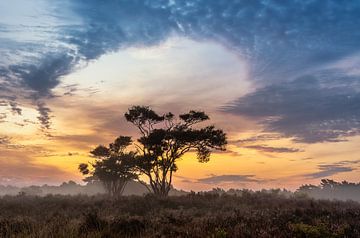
[0,136,11,145]
[304,165,353,179]
[36,102,52,131]
[245,145,301,153]
[232,134,282,144]
[8,101,21,115]
[0,113,6,123]
[197,174,259,184]
[303,160,360,179]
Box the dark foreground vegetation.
[0,192,359,238]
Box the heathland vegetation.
[0,191,359,237]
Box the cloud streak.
[303,160,360,179]
[36,102,52,131]
[0,136,11,145]
[245,145,300,153]
[304,165,353,179]
[197,174,258,184]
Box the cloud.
[302,157,314,161]
[65,0,177,61]
[0,113,6,123]
[0,100,21,123]
[2,0,360,96]
[335,160,360,166]
[223,72,360,143]
[245,145,300,153]
[63,0,360,84]
[8,101,22,115]
[197,174,258,184]
[0,137,26,150]
[9,54,77,97]
[213,149,242,157]
[232,134,282,144]
[303,160,360,179]
[0,136,11,145]
[304,165,354,179]
[36,102,52,131]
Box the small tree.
[79,136,137,197]
[125,106,227,197]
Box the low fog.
[1,179,359,202]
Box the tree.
[125,106,227,197]
[79,136,138,197]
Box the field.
[0,192,360,238]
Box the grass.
[0,191,359,237]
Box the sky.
[0,0,360,191]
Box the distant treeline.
[0,180,186,197]
[296,179,360,201]
[0,181,144,196]
[1,179,359,202]
[201,179,360,202]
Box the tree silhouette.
[125,106,227,197]
[79,136,137,197]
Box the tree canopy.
[125,106,227,196]
[79,136,137,197]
